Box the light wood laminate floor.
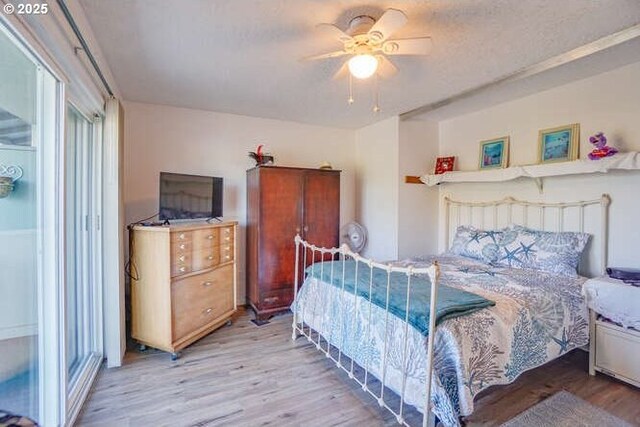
[78,308,640,426]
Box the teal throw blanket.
[305,260,495,336]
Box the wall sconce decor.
[0,164,23,198]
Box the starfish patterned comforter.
[292,254,589,427]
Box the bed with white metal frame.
[291,193,610,427]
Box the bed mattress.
[583,276,640,330]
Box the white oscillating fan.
[340,222,367,253]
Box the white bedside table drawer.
[595,320,640,386]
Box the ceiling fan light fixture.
[348,54,378,79]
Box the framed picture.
[435,156,455,174]
[538,123,579,164]
[479,136,509,169]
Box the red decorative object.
[248,144,275,166]
[435,156,455,175]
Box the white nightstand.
[584,276,640,388]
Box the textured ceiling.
[79,0,640,128]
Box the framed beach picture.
[478,136,509,169]
[538,123,579,164]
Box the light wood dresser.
[131,221,237,359]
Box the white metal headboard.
[443,194,611,277]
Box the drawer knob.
[203,308,212,315]
[207,255,213,260]
[203,281,212,287]
[207,234,214,240]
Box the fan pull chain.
[373,73,380,113]
[348,73,354,105]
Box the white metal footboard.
[291,235,441,427]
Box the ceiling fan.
[304,9,432,110]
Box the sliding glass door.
[1,17,105,425]
[65,105,103,422]
[66,106,93,381]
[0,21,40,423]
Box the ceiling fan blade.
[368,9,407,43]
[382,37,433,55]
[316,23,353,43]
[332,60,349,80]
[302,50,349,61]
[376,55,398,79]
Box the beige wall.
[353,117,440,260]
[398,119,440,258]
[354,116,399,260]
[123,101,356,303]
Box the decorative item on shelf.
[435,156,455,175]
[0,164,23,199]
[588,132,618,160]
[479,136,509,169]
[319,161,333,170]
[248,144,274,166]
[538,123,579,164]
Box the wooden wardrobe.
[246,166,340,323]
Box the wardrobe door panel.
[303,171,340,262]
[259,168,303,292]
[246,169,260,307]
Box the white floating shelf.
[421,152,640,191]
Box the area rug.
[500,390,633,427]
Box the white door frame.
[39,61,66,427]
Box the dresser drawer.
[192,247,219,271]
[219,226,234,245]
[193,228,218,249]
[171,239,192,254]
[171,230,193,244]
[170,241,193,277]
[171,265,235,340]
[171,261,192,277]
[259,288,293,310]
[595,321,640,384]
[219,243,234,263]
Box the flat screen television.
[159,172,223,221]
